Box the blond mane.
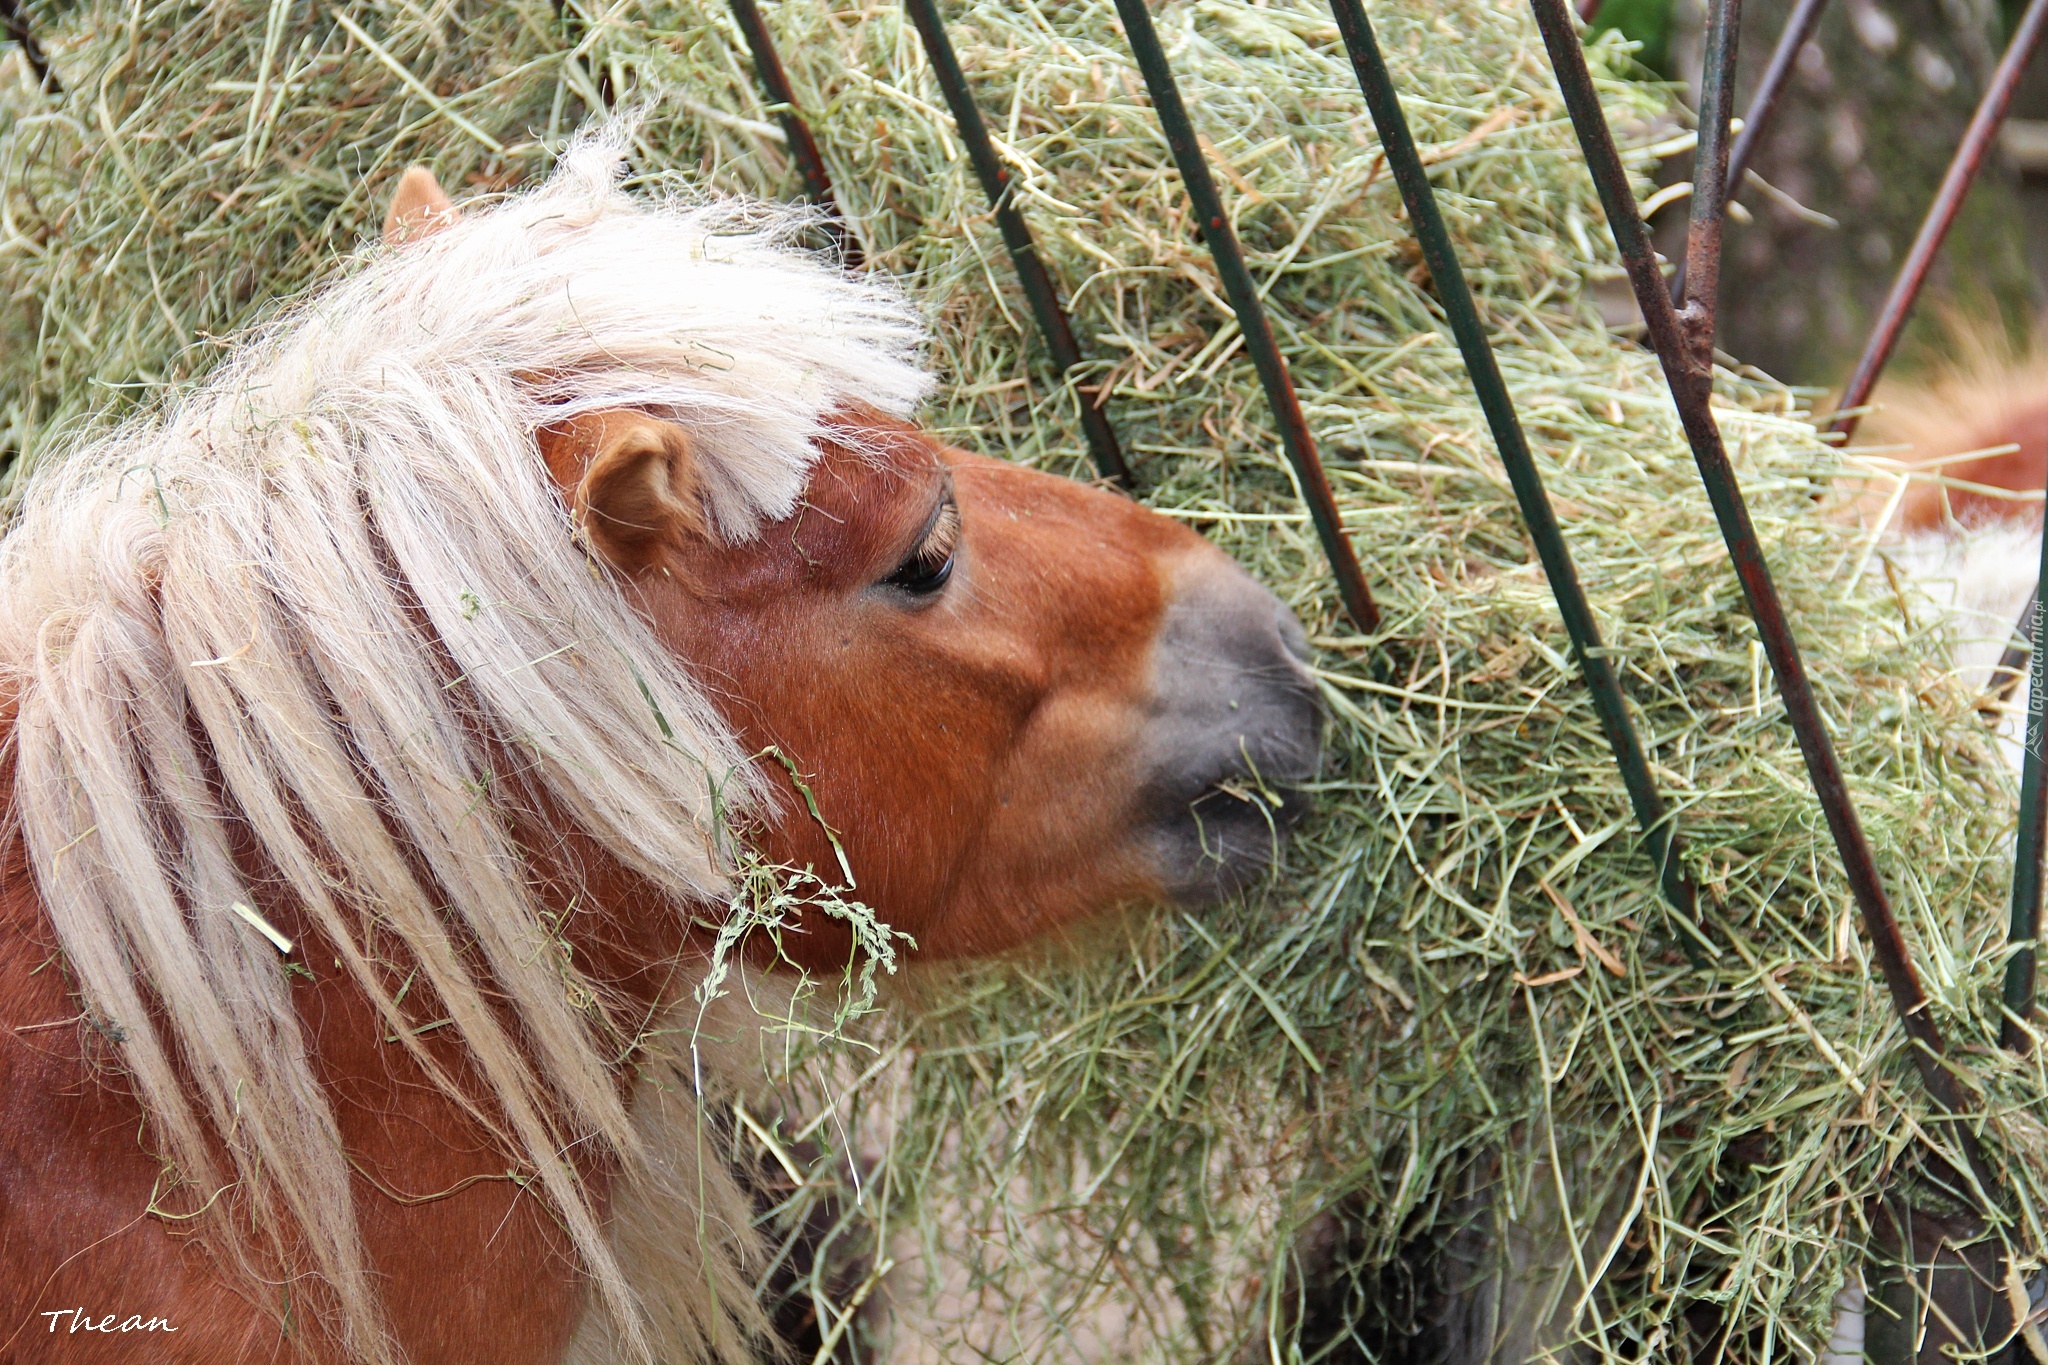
[0,129,929,1362]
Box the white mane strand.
[0,130,929,1363]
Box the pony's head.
[535,401,1319,965]
[0,133,1319,1361]
[397,153,1321,965]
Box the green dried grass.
[4,0,2046,1360]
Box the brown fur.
[1843,337,2048,531]
[540,407,1221,962]
[382,167,457,248]
[0,806,591,1363]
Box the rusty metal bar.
[727,0,862,264]
[1328,0,1709,950]
[1720,0,1825,219]
[901,0,1132,486]
[1112,0,1379,632]
[1675,0,1740,365]
[1828,0,2048,441]
[1669,0,1828,307]
[0,0,58,94]
[1530,0,1993,1193]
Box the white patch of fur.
[0,126,928,1364]
[1884,521,2040,771]
[1820,1275,1866,1365]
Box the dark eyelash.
[884,497,959,595]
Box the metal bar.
[1,0,59,94]
[1723,0,1826,207]
[901,0,1132,487]
[1828,0,2048,441]
[1669,0,1829,307]
[1992,590,2037,705]
[1111,0,1380,632]
[727,0,862,265]
[2006,545,2048,1050]
[1328,0,1708,947]
[1675,0,1740,365]
[1530,0,1993,1193]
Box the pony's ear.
[539,411,705,574]
[383,166,458,245]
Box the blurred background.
[1600,0,2047,387]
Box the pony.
[0,131,1322,1364]
[1845,343,2048,773]
[1852,343,2048,536]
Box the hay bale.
[3,0,2043,1359]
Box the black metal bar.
[1675,0,1740,366]
[1329,0,1709,948]
[1993,591,2038,705]
[1828,0,2048,441]
[1669,0,1828,307]
[1111,0,1379,632]
[1530,0,1993,1193]
[0,0,59,94]
[2006,544,2048,1050]
[727,0,862,265]
[902,0,1132,487]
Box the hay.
[5,0,2046,1360]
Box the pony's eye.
[883,496,959,596]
